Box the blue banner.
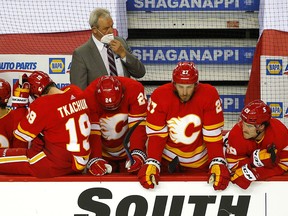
[127,0,259,11]
[131,47,255,64]
[220,94,245,112]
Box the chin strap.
[253,124,265,140]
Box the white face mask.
[100,33,114,44]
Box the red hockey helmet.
[172,62,199,84]
[95,76,123,110]
[241,99,271,125]
[28,71,53,99]
[0,78,11,104]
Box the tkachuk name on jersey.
[57,99,88,118]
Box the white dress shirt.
[92,35,124,76]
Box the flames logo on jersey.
[100,114,128,140]
[167,114,201,145]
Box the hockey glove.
[250,145,278,168]
[231,164,258,189]
[208,157,230,190]
[12,74,30,108]
[87,157,112,176]
[137,158,160,189]
[125,149,146,173]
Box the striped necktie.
[105,44,118,76]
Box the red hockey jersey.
[226,118,288,179]
[0,108,28,148]
[84,77,147,160]
[146,83,224,170]
[13,85,91,174]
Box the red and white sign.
[0,174,287,216]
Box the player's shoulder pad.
[150,83,173,102]
[119,77,144,91]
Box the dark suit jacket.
[70,36,146,90]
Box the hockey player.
[84,75,147,175]
[226,99,288,189]
[0,71,91,178]
[137,61,230,190]
[0,77,29,148]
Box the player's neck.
[255,131,265,142]
[47,87,64,95]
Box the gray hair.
[89,8,111,28]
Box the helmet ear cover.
[0,78,11,105]
[172,62,199,84]
[95,76,123,110]
[241,99,271,125]
[28,71,53,99]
